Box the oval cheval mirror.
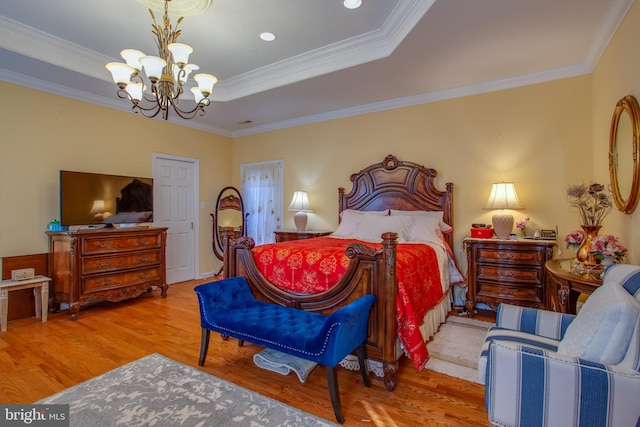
[609,95,640,214]
[211,186,246,275]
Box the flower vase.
[601,256,615,266]
[576,225,601,265]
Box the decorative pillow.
[389,209,452,234]
[557,280,640,365]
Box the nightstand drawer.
[476,264,542,284]
[476,282,544,304]
[476,247,544,266]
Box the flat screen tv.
[60,170,153,227]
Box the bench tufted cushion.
[195,276,376,367]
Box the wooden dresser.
[464,238,556,315]
[47,227,168,319]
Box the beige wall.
[0,82,232,276]
[234,76,594,268]
[592,0,640,264]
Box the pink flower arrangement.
[564,230,584,249]
[589,235,628,262]
[515,217,529,230]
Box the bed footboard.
[223,231,400,391]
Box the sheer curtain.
[241,160,283,245]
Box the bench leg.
[199,328,210,366]
[326,366,345,424]
[356,342,371,387]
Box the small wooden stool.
[0,275,51,332]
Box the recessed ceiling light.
[260,32,276,42]
[343,0,362,9]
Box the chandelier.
[106,0,217,120]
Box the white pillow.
[400,215,443,244]
[332,210,364,237]
[557,280,640,365]
[389,209,452,234]
[332,214,407,242]
[350,215,409,243]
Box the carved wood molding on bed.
[223,154,455,392]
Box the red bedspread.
[252,237,444,369]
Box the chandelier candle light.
[484,182,524,239]
[288,191,313,232]
[106,0,217,120]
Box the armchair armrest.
[496,303,576,340]
[486,340,640,427]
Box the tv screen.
[60,170,153,227]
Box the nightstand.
[464,237,557,316]
[274,230,332,242]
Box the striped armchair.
[478,264,640,427]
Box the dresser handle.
[97,260,112,267]
[498,252,515,259]
[499,270,515,277]
[136,239,149,245]
[97,278,112,285]
[499,287,516,295]
[97,242,113,249]
[138,272,149,279]
[137,256,149,262]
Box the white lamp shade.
[120,49,145,71]
[90,200,105,214]
[168,43,193,66]
[194,73,218,96]
[139,56,167,80]
[190,87,206,104]
[125,81,144,102]
[484,182,523,210]
[106,62,134,86]
[288,191,312,212]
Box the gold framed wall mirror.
[211,186,246,270]
[609,95,640,214]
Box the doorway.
[153,154,199,284]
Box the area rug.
[425,315,493,384]
[37,353,338,427]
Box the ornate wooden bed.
[223,154,455,391]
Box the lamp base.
[293,211,308,232]
[491,213,514,239]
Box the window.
[240,160,283,245]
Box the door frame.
[152,153,200,282]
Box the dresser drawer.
[81,233,162,255]
[476,264,542,284]
[82,250,161,275]
[476,246,544,266]
[476,281,544,304]
[81,267,162,293]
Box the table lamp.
[287,191,313,232]
[484,182,523,239]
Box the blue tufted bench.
[195,276,376,424]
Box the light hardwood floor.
[0,279,491,426]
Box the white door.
[153,155,199,284]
